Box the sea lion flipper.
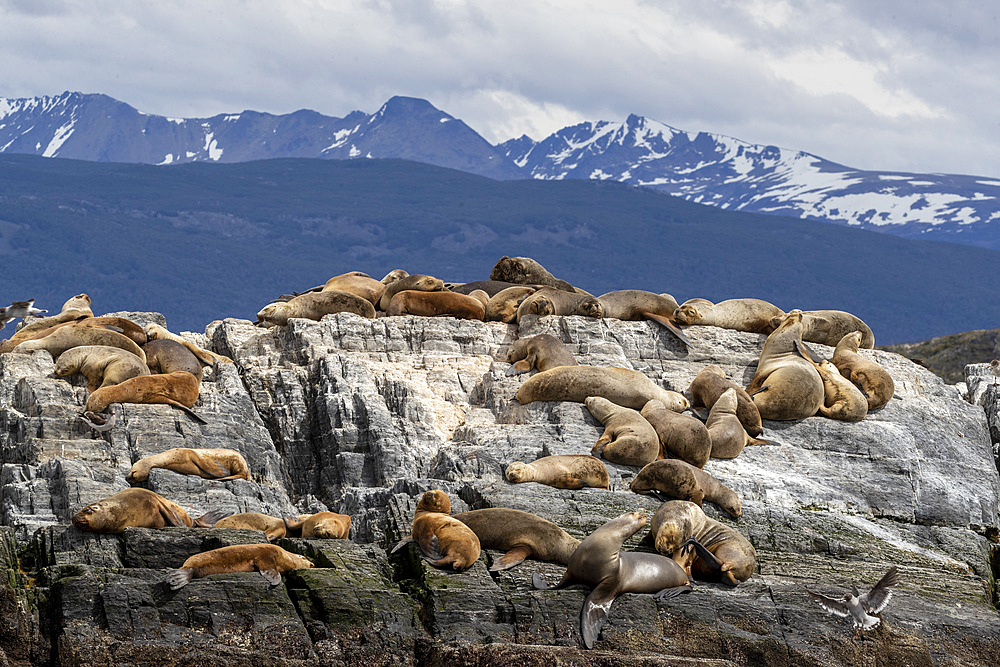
[165,568,193,590]
[491,546,532,571]
[193,509,229,527]
[259,568,282,586]
[532,571,552,589]
[389,536,414,554]
[163,507,189,528]
[793,339,827,364]
[642,312,692,347]
[420,535,445,563]
[164,400,208,425]
[652,583,693,601]
[684,537,723,574]
[505,359,533,376]
[581,580,617,649]
[202,457,232,479]
[689,406,709,421]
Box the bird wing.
[9,299,34,308]
[807,590,850,617]
[862,566,899,614]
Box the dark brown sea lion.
[505,455,610,490]
[391,490,481,571]
[143,339,204,381]
[505,333,578,375]
[71,487,221,533]
[165,543,314,589]
[832,331,895,411]
[630,459,742,519]
[127,447,250,483]
[53,345,150,392]
[490,256,580,293]
[454,508,581,571]
[746,310,824,421]
[516,365,689,412]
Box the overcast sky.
[2,1,998,177]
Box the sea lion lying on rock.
[505,333,578,375]
[515,287,604,323]
[586,396,661,467]
[284,511,351,539]
[391,490,481,571]
[84,370,204,424]
[454,508,581,572]
[54,345,150,392]
[505,454,610,490]
[674,298,784,334]
[72,488,223,533]
[257,290,375,325]
[166,544,314,590]
[630,459,742,519]
[127,447,250,483]
[516,365,689,412]
[832,331,895,411]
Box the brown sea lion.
[490,256,580,293]
[85,371,203,423]
[449,280,534,297]
[54,345,150,392]
[214,512,289,541]
[746,310,824,421]
[127,447,250,483]
[795,341,868,422]
[769,309,875,349]
[630,460,742,519]
[13,324,147,364]
[532,511,692,649]
[386,290,486,320]
[285,511,352,539]
[143,324,233,365]
[143,339,204,381]
[648,500,756,586]
[5,316,146,354]
[689,365,763,437]
[485,285,538,322]
[639,399,713,468]
[454,508,581,571]
[598,290,691,346]
[381,269,409,284]
[320,271,386,304]
[832,331,895,411]
[505,455,610,490]
[515,287,604,324]
[505,333,578,376]
[0,293,93,351]
[674,298,785,334]
[165,543,314,590]
[72,487,221,533]
[586,396,661,467]
[377,274,446,311]
[515,365,689,412]
[257,290,375,325]
[706,388,766,458]
[390,490,481,571]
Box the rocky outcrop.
[2,312,999,666]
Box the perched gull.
[807,566,899,633]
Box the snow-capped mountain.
[499,115,1000,248]
[0,91,521,179]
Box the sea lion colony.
[0,255,896,650]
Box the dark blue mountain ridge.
[0,153,998,345]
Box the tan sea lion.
[127,447,250,483]
[706,388,766,458]
[746,310,824,421]
[648,500,756,586]
[673,298,785,334]
[320,271,386,304]
[165,543,314,590]
[769,309,875,349]
[795,341,868,422]
[381,269,409,284]
[285,511,351,539]
[832,331,895,411]
[598,290,691,346]
[4,316,146,354]
[386,290,486,320]
[53,345,150,392]
[467,289,490,307]
[639,399,712,468]
[516,365,689,412]
[377,274,446,311]
[454,508,581,571]
[143,339,204,381]
[515,287,603,323]
[689,365,763,437]
[13,324,147,363]
[586,396,661,467]
[214,512,289,541]
[505,455,610,490]
[532,511,692,649]
[390,490,481,571]
[143,323,233,365]
[71,487,221,533]
[630,460,742,519]
[85,371,203,423]
[490,255,580,293]
[257,290,375,325]
[0,293,93,351]
[485,285,538,322]
[505,333,578,376]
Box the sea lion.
[5,316,146,353]
[490,255,580,293]
[390,490,481,571]
[319,271,386,304]
[13,324,147,363]
[505,455,610,490]
[0,294,93,351]
[630,460,742,519]
[449,280,534,297]
[165,543,314,590]
[586,396,661,467]
[377,274,446,311]
[485,286,538,322]
[515,365,689,412]
[505,334,578,376]
[639,399,712,468]
[85,371,203,423]
[143,339,204,381]
[705,388,766,458]
[674,298,785,334]
[532,511,692,649]
[648,500,756,586]
[795,341,868,422]
[143,323,233,365]
[257,290,375,325]
[746,310,824,421]
[381,269,409,284]
[515,287,603,324]
[285,511,352,539]
[454,508,581,571]
[689,365,763,437]
[127,447,250,483]
[769,309,875,349]
[214,512,289,541]
[386,290,486,320]
[832,331,895,411]
[72,487,221,533]
[53,345,150,392]
[598,290,691,346]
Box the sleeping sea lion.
[832,331,895,411]
[257,290,375,325]
[630,459,742,519]
[505,455,610,490]
[586,396,661,467]
[516,365,689,412]
[166,543,313,590]
[454,508,581,571]
[505,334,577,375]
[72,487,222,533]
[127,447,250,483]
[673,298,784,334]
[54,345,150,392]
[640,399,713,468]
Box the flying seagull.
[807,566,899,634]
[0,299,47,330]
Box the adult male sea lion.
[515,365,689,412]
[746,310,824,421]
[598,290,691,346]
[166,543,314,590]
[391,490,481,571]
[85,371,203,423]
[485,286,538,322]
[769,309,875,349]
[586,396,661,467]
[505,333,577,375]
[532,511,692,649]
[706,388,766,458]
[673,298,784,334]
[386,290,486,320]
[795,341,868,422]
[377,274,447,311]
[630,460,742,519]
[214,512,289,541]
[832,331,895,411]
[127,447,250,483]
[257,290,375,325]
[505,455,610,490]
[143,339,204,381]
[72,487,222,533]
[14,325,147,363]
[454,508,581,571]
[515,287,603,324]
[284,511,351,539]
[689,365,763,437]
[490,256,580,293]
[640,399,712,468]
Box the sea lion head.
[381,269,409,285]
[256,303,286,324]
[410,275,446,292]
[307,513,351,539]
[72,501,116,533]
[280,550,316,571]
[841,331,863,352]
[416,489,451,514]
[504,461,530,483]
[527,295,555,317]
[578,298,604,319]
[673,303,702,324]
[607,511,648,541]
[769,309,803,334]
